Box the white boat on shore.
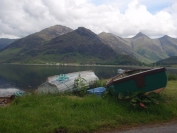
[37,70,99,94]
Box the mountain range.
[0,25,177,65]
[156,56,177,65]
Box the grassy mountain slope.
[2,24,177,64]
[124,32,169,62]
[0,27,139,65]
[156,56,177,65]
[159,35,177,56]
[0,25,73,62]
[98,32,152,63]
[22,27,139,65]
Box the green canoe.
[106,67,167,97]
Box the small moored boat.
[37,70,99,94]
[106,67,167,97]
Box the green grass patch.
[1,80,177,133]
[0,48,22,62]
[167,73,177,80]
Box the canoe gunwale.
[107,67,166,86]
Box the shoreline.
[1,62,177,69]
[0,63,154,68]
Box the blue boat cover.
[87,87,106,96]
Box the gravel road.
[103,121,177,133]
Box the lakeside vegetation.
[0,74,177,133]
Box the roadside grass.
[160,80,177,116]
[0,80,177,133]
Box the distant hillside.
[159,35,177,56]
[124,32,169,62]
[98,32,152,63]
[10,27,139,64]
[0,38,16,50]
[100,31,177,63]
[0,25,73,62]
[2,25,73,50]
[1,24,177,64]
[156,56,177,65]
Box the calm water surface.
[0,64,176,96]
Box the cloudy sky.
[0,0,177,39]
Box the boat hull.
[37,71,99,94]
[107,68,167,97]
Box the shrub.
[118,91,159,109]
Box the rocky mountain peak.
[35,25,73,40]
[75,27,100,40]
[161,35,170,39]
[76,27,94,35]
[99,32,108,35]
[159,35,171,42]
[133,32,148,39]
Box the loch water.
[0,64,176,96]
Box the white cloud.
[0,0,177,39]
